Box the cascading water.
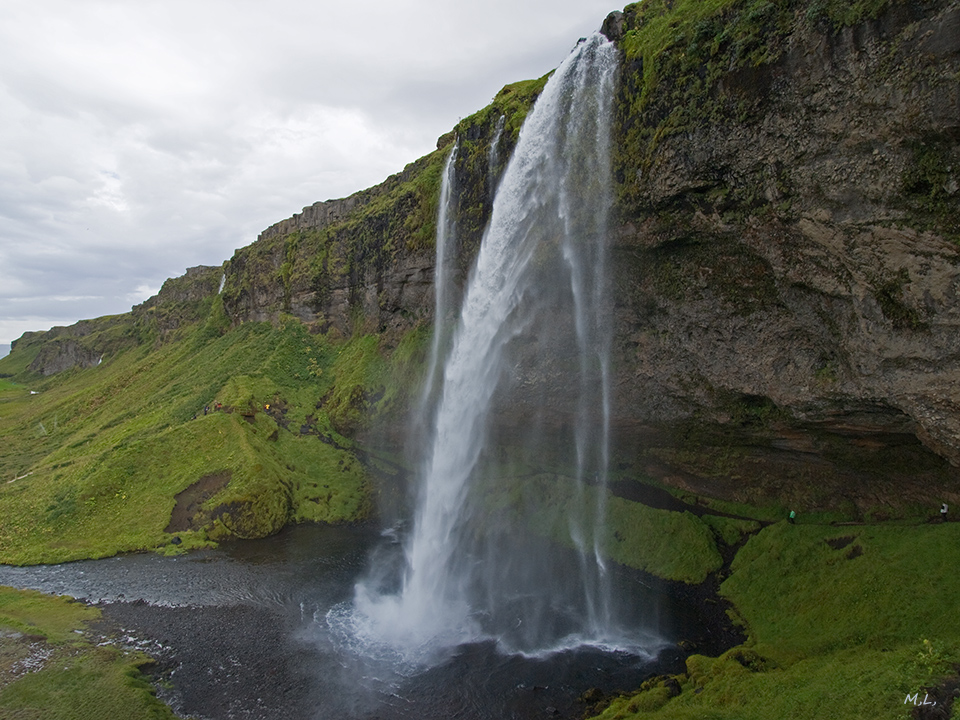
[346,33,660,665]
[488,114,505,195]
[414,140,458,426]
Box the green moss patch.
[604,497,723,583]
[493,473,724,584]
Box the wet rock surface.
[100,602,316,720]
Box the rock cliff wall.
[207,0,960,514]
[12,0,960,516]
[597,0,960,511]
[218,76,547,342]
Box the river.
[0,523,730,719]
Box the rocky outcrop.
[13,265,225,375]
[618,3,960,226]
[19,317,133,376]
[220,152,446,339]
[133,264,224,337]
[29,338,104,376]
[146,265,223,306]
[600,10,625,42]
[219,78,543,340]
[596,0,960,509]
[257,194,377,244]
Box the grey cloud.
[0,0,617,345]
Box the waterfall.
[415,141,458,424]
[349,33,649,663]
[488,114,505,196]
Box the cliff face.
[10,265,226,376]
[221,155,442,339]
[218,76,548,343]
[219,1,960,510]
[600,0,960,511]
[10,0,959,518]
[215,0,960,514]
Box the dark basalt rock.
[601,11,625,42]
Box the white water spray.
[347,34,655,663]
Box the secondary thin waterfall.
[488,114,505,195]
[353,33,634,660]
[414,141,458,426]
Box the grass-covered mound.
[0,586,177,719]
[591,519,960,720]
[483,470,751,585]
[0,305,425,565]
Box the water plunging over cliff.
[415,141,458,428]
[348,33,656,662]
[488,114,505,195]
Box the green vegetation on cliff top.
[618,0,894,125]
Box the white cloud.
[0,0,618,344]
[126,283,160,304]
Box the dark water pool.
[0,524,725,720]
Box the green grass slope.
[0,304,425,565]
[592,520,960,720]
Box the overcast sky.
[0,0,619,348]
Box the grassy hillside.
[0,65,552,568]
[0,298,426,565]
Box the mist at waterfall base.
[0,524,716,720]
[326,31,667,690]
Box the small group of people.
[192,402,224,420]
[785,504,952,524]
